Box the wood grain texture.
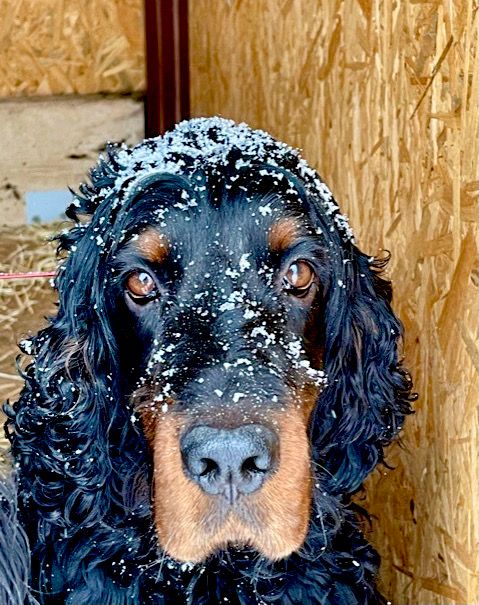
[0,95,144,225]
[189,1,478,603]
[0,0,145,96]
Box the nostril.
[198,457,219,477]
[241,455,268,475]
[182,450,217,477]
[241,456,259,474]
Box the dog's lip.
[201,492,265,533]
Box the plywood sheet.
[0,0,145,96]
[0,95,144,225]
[189,1,478,603]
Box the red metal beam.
[144,0,190,138]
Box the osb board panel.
[189,2,478,604]
[0,0,145,96]
[0,95,144,225]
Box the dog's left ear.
[311,244,415,495]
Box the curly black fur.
[2,118,414,605]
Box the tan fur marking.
[150,406,313,562]
[139,409,157,444]
[268,218,300,252]
[135,228,170,263]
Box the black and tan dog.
[1,118,414,604]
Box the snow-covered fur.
[2,118,414,604]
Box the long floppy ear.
[4,167,154,597]
[311,243,415,496]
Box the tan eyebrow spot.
[268,217,300,252]
[135,228,170,263]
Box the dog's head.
[12,118,413,566]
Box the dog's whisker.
[310,459,336,479]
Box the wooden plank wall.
[0,0,145,96]
[189,2,478,604]
[0,96,144,225]
[0,0,146,225]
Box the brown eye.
[126,271,158,300]
[283,261,314,294]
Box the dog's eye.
[126,271,158,302]
[283,261,315,295]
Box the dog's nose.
[180,424,278,504]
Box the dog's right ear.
[5,274,127,529]
[4,219,150,595]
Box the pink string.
[0,271,56,281]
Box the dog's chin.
[159,506,309,564]
[164,540,302,566]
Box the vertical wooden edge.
[144,0,190,138]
